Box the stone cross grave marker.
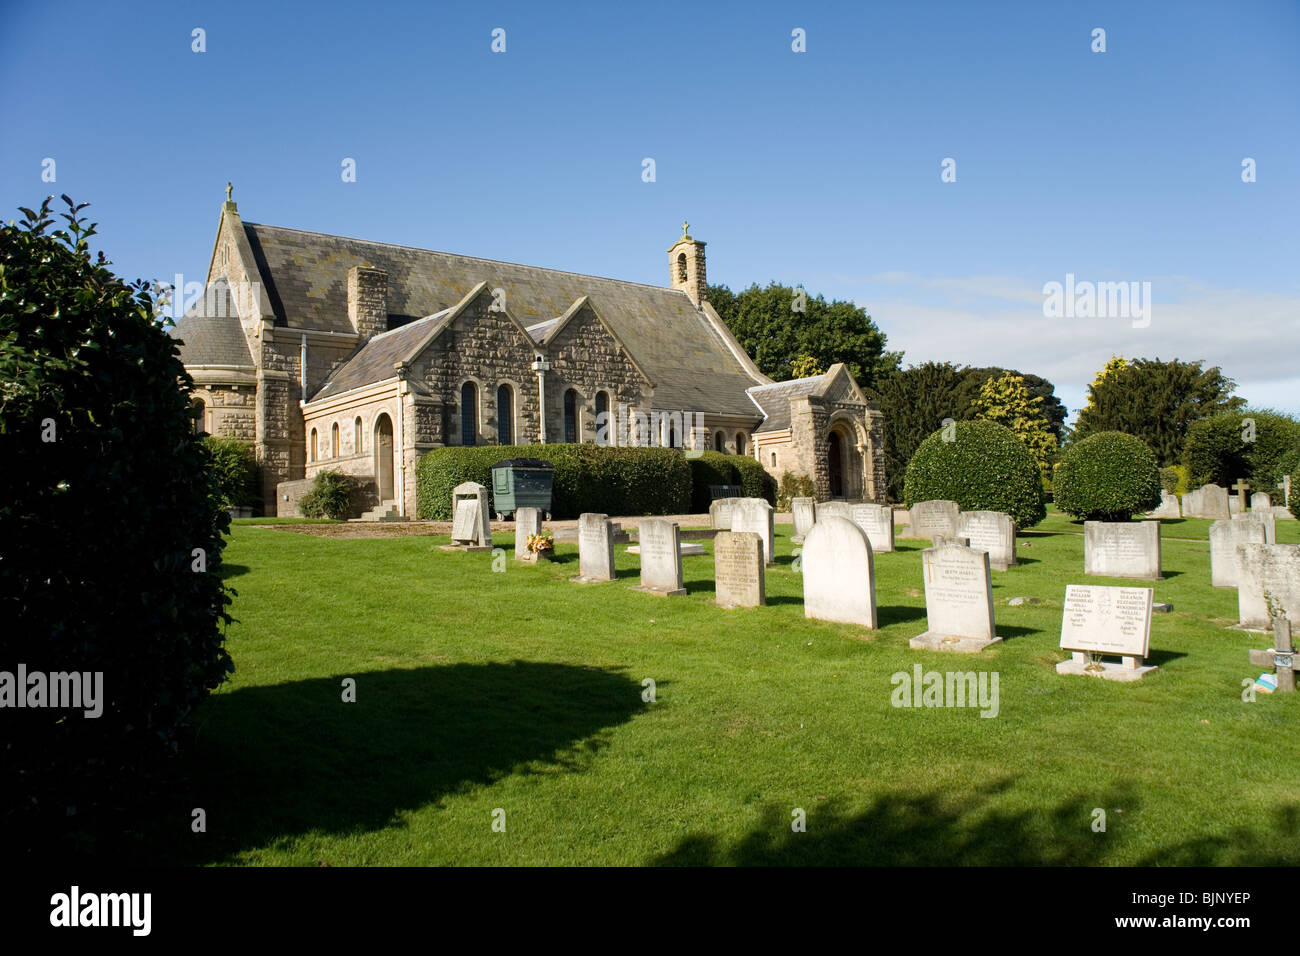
[514,506,543,560]
[791,498,816,543]
[1249,617,1297,693]
[447,481,492,551]
[958,510,1016,570]
[571,513,616,583]
[1056,584,1156,681]
[731,498,775,566]
[910,541,1000,653]
[1232,479,1251,514]
[713,531,766,608]
[1084,521,1161,580]
[801,516,876,629]
[1236,543,1300,630]
[849,502,895,553]
[633,518,687,596]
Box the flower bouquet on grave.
[523,533,555,562]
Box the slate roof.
[169,278,255,368]
[242,223,765,418]
[747,375,828,434]
[311,309,450,401]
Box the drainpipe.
[300,334,308,400]
[531,355,550,443]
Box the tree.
[866,362,976,501]
[971,372,1058,484]
[959,367,1068,442]
[1182,409,1300,491]
[1074,357,1244,465]
[0,196,233,847]
[707,282,901,388]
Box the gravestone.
[633,518,686,596]
[571,513,615,583]
[709,497,735,530]
[1232,478,1251,514]
[1182,483,1230,519]
[791,498,816,543]
[1271,504,1297,522]
[514,506,543,560]
[910,542,1000,653]
[1084,521,1161,580]
[626,541,706,556]
[849,502,895,553]
[713,531,766,608]
[1229,496,1243,515]
[1236,543,1300,631]
[447,481,492,550]
[1145,490,1181,519]
[1231,511,1277,543]
[1248,617,1297,693]
[1210,519,1267,588]
[731,498,775,566]
[1056,584,1156,681]
[904,500,960,540]
[1251,491,1272,512]
[958,510,1017,571]
[931,533,970,547]
[817,500,853,521]
[802,516,876,628]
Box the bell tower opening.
[667,221,707,306]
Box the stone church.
[172,194,886,516]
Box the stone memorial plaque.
[850,502,895,553]
[1237,543,1300,630]
[958,510,1016,570]
[905,500,960,540]
[911,542,998,652]
[634,518,686,596]
[1211,519,1266,588]
[514,506,543,560]
[1055,584,1156,682]
[802,516,876,629]
[714,531,765,608]
[1084,521,1161,580]
[572,513,615,583]
[791,498,816,542]
[451,498,477,542]
[731,498,775,566]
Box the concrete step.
[351,500,408,522]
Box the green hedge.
[1054,431,1162,521]
[685,451,777,511]
[1183,410,1300,493]
[202,435,260,509]
[300,469,354,519]
[416,444,693,519]
[904,420,1046,528]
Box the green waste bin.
[490,458,555,519]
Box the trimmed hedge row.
[904,420,1046,528]
[1054,431,1162,521]
[686,450,777,511]
[416,444,694,519]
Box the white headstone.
[573,513,615,583]
[1237,543,1300,630]
[514,506,543,560]
[905,500,960,540]
[713,531,766,608]
[1231,511,1277,543]
[634,518,686,596]
[1228,496,1243,515]
[1251,491,1272,512]
[1211,518,1267,588]
[849,502,895,553]
[1084,521,1161,580]
[1145,490,1181,519]
[957,510,1017,571]
[910,542,999,653]
[731,498,775,566]
[1183,483,1230,519]
[1056,584,1156,681]
[791,498,816,542]
[801,516,876,629]
[709,498,735,530]
[449,481,491,549]
[816,501,853,521]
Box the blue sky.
[3,0,1297,420]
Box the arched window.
[563,389,579,443]
[667,417,679,449]
[594,391,609,445]
[354,417,363,454]
[715,431,725,453]
[461,382,478,446]
[191,400,206,434]
[771,452,777,467]
[736,432,746,456]
[331,422,340,458]
[310,428,318,462]
[497,384,513,445]
[677,253,688,283]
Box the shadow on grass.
[217,563,251,579]
[652,781,1300,866]
[123,661,645,865]
[876,605,927,627]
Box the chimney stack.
[347,266,388,338]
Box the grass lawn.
[129,508,1300,866]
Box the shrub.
[203,435,259,510]
[0,197,233,842]
[777,471,815,510]
[903,420,1046,528]
[1158,466,1180,495]
[687,451,739,512]
[1183,410,1300,491]
[732,454,778,504]
[416,444,692,519]
[300,469,354,519]
[1054,431,1162,521]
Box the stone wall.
[543,304,646,443]
[196,384,256,441]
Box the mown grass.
[131,509,1300,866]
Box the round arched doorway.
[827,431,844,498]
[374,413,395,502]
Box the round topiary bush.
[903,420,1046,528]
[1054,431,1162,521]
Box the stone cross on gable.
[681,220,690,238]
[226,182,233,202]
[1232,478,1251,511]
